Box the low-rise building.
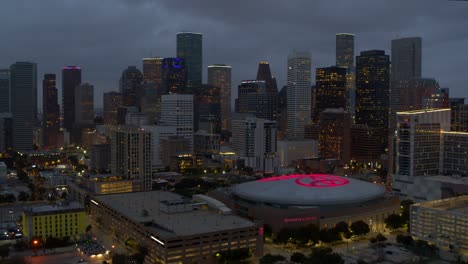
[22,201,86,242]
[411,196,468,256]
[90,191,263,264]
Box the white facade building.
[160,94,194,151]
[286,51,311,140]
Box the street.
[26,252,105,264]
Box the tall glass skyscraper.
[162,58,188,94]
[208,64,231,131]
[315,66,347,115]
[391,37,422,82]
[286,50,311,140]
[176,32,202,87]
[10,62,37,151]
[62,66,82,133]
[336,33,354,68]
[43,74,60,148]
[119,66,143,107]
[0,69,10,113]
[142,57,163,85]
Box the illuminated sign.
[284,216,317,224]
[258,227,264,236]
[257,174,350,188]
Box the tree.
[319,228,342,243]
[290,252,307,263]
[396,234,414,246]
[350,221,370,236]
[216,248,251,263]
[375,233,387,242]
[384,214,405,231]
[17,191,30,202]
[400,199,414,223]
[334,221,349,234]
[308,247,344,264]
[0,245,9,260]
[412,240,439,262]
[259,254,286,264]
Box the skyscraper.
[160,94,194,150]
[236,80,277,121]
[62,66,82,133]
[10,62,37,151]
[391,37,422,82]
[336,33,354,68]
[0,69,10,113]
[142,57,163,85]
[75,83,94,125]
[315,66,347,115]
[161,58,188,94]
[103,92,123,125]
[176,32,202,87]
[119,66,143,107]
[208,64,231,131]
[318,109,351,164]
[286,50,311,140]
[256,62,278,93]
[194,85,221,134]
[43,74,60,148]
[355,50,390,129]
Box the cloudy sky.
[1,0,467,108]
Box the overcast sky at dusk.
[1,0,467,108]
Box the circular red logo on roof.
[257,174,349,188]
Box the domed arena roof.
[232,174,385,206]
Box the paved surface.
[25,252,106,264]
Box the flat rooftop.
[25,201,84,215]
[414,195,468,215]
[94,191,255,239]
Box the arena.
[209,174,400,233]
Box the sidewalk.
[10,245,77,257]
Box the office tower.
[286,50,312,140]
[318,109,351,164]
[42,74,60,148]
[160,94,194,150]
[208,64,232,131]
[315,66,347,115]
[194,131,220,156]
[176,32,202,87]
[336,33,354,68]
[277,85,288,139]
[75,83,94,124]
[391,37,422,82]
[351,125,386,164]
[161,58,188,94]
[256,62,278,93]
[395,109,450,178]
[442,131,468,176]
[0,69,10,113]
[0,113,13,152]
[194,85,221,134]
[142,57,163,84]
[355,50,390,129]
[450,98,468,132]
[232,116,278,173]
[119,66,143,107]
[62,66,81,133]
[111,127,153,190]
[103,92,123,125]
[236,80,277,121]
[10,62,37,151]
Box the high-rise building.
[336,33,354,69]
[318,109,351,164]
[43,74,60,148]
[208,64,232,131]
[160,94,194,150]
[286,50,311,140]
[103,92,123,125]
[161,58,188,94]
[176,32,202,87]
[111,127,153,190]
[62,66,82,133]
[351,125,386,164]
[355,50,390,129]
[391,37,422,82]
[315,66,347,116]
[442,131,468,176]
[0,69,10,113]
[142,57,163,84]
[10,62,37,151]
[277,85,288,139]
[75,83,94,125]
[0,113,13,152]
[256,62,278,93]
[236,80,278,121]
[119,66,143,107]
[450,98,468,132]
[194,85,221,134]
[232,116,278,173]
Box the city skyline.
[0,0,467,108]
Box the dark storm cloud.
[1,0,467,108]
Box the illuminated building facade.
[450,98,468,132]
[287,51,311,140]
[194,85,221,134]
[176,32,202,87]
[103,91,123,125]
[62,66,82,133]
[142,57,163,85]
[256,61,278,93]
[43,74,60,148]
[22,202,86,242]
[90,192,263,264]
[411,196,468,255]
[442,132,468,176]
[208,64,232,131]
[236,80,278,121]
[162,58,188,94]
[318,109,351,164]
[336,33,355,114]
[315,66,347,115]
